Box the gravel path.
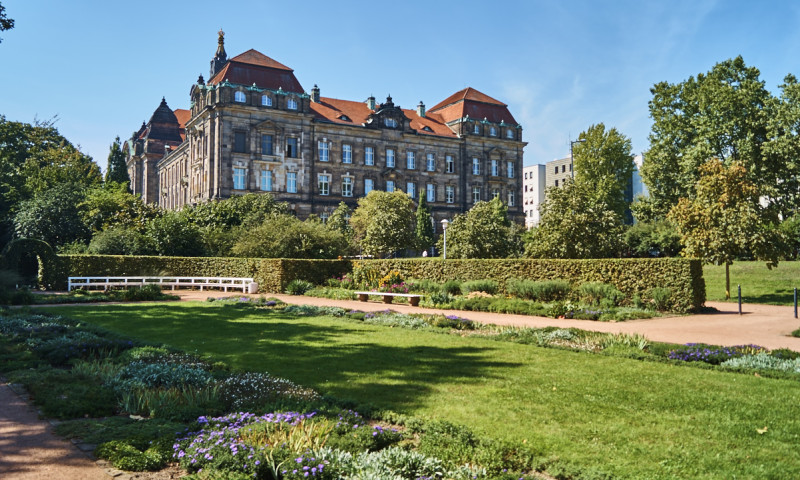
[3,291,799,479]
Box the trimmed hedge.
[50,255,350,293]
[358,258,705,313]
[49,255,704,313]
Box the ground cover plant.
[43,301,800,480]
[0,284,180,306]
[703,260,800,305]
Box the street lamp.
[440,219,449,260]
[569,138,586,179]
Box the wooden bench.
[68,276,256,293]
[354,291,423,306]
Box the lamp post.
[440,218,449,260]
[569,138,586,179]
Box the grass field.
[46,302,800,480]
[703,261,800,305]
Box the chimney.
[311,84,320,103]
[366,95,376,110]
[417,101,426,118]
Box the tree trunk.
[725,262,731,300]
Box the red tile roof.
[208,49,304,93]
[429,87,518,125]
[174,109,191,141]
[309,97,457,137]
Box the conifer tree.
[105,136,130,189]
[414,192,434,253]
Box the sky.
[2,0,800,173]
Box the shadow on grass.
[37,303,521,412]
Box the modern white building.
[522,164,546,228]
[632,154,648,199]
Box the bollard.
[738,284,742,315]
[795,288,798,319]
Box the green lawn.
[47,302,800,479]
[703,260,800,305]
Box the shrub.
[305,287,357,300]
[440,280,463,296]
[427,291,453,306]
[579,282,624,306]
[110,360,214,391]
[506,279,570,302]
[648,287,672,311]
[33,331,135,366]
[285,279,314,295]
[95,440,169,471]
[406,278,441,293]
[217,372,319,411]
[461,279,499,295]
[119,284,178,302]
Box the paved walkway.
[3,291,799,479]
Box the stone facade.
[126,32,526,231]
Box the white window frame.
[508,191,515,206]
[492,160,499,176]
[472,186,481,203]
[234,91,246,103]
[342,144,352,164]
[365,146,374,166]
[233,167,246,190]
[386,148,395,168]
[342,176,353,197]
[426,183,435,202]
[507,161,515,178]
[318,174,330,195]
[446,185,455,204]
[318,141,329,162]
[364,178,374,195]
[386,180,395,192]
[259,169,272,192]
[446,155,454,173]
[472,158,480,175]
[407,151,415,170]
[287,172,297,193]
[406,182,416,199]
[492,188,500,199]
[426,153,435,172]
[261,95,272,106]
[287,98,298,110]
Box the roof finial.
[218,29,225,46]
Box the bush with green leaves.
[95,439,170,471]
[578,282,624,306]
[440,280,463,296]
[285,279,314,295]
[648,287,672,311]
[461,279,499,295]
[406,278,441,293]
[305,286,357,300]
[110,360,213,392]
[506,278,571,302]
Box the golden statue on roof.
[218,29,225,46]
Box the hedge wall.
[360,258,705,313]
[51,255,350,293]
[49,255,704,313]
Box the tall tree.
[573,123,634,221]
[668,159,786,299]
[642,56,794,218]
[105,136,131,188]
[0,2,13,43]
[80,183,159,233]
[13,183,91,248]
[414,193,435,253]
[437,197,521,259]
[525,181,624,259]
[350,190,415,257]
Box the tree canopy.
[525,181,624,259]
[350,190,415,257]
[667,159,785,298]
[0,2,13,43]
[414,193,435,253]
[105,136,131,188]
[642,56,799,219]
[437,197,521,259]
[572,123,634,221]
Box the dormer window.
[473,124,481,134]
[489,126,497,136]
[422,126,433,132]
[287,98,298,110]
[261,95,272,106]
[384,118,397,128]
[506,129,515,139]
[338,114,351,122]
[234,91,246,103]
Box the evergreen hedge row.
[360,258,705,313]
[48,256,703,313]
[50,255,350,293]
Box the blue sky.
[2,0,800,172]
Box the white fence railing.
[67,276,256,293]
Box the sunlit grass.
[703,260,800,304]
[45,302,800,479]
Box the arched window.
[234,91,246,103]
[261,95,272,106]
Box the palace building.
[125,32,527,228]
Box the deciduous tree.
[13,183,91,248]
[350,190,415,257]
[667,159,786,299]
[437,197,521,259]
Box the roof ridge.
[229,49,294,71]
